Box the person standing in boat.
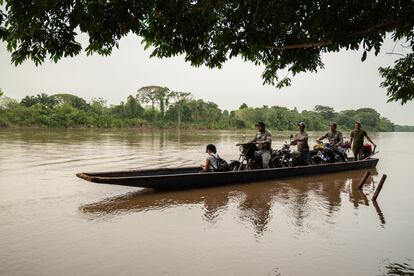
[316,122,345,161]
[350,121,376,160]
[316,122,343,147]
[202,144,221,172]
[291,122,310,165]
[250,121,272,169]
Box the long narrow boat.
[76,158,379,190]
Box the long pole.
[372,174,387,201]
[358,171,371,189]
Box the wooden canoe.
[76,158,379,190]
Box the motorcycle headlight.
[239,145,244,153]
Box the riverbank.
[1,92,413,131]
[1,124,413,132]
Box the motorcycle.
[312,141,350,164]
[339,141,351,160]
[271,141,294,167]
[272,135,315,167]
[312,142,335,164]
[229,142,275,171]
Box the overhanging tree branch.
[1,1,414,104]
[265,18,410,50]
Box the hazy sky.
[1,35,413,125]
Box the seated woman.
[201,144,221,172]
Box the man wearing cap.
[316,122,343,147]
[250,122,272,169]
[291,122,310,165]
[350,121,376,160]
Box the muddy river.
[0,129,413,275]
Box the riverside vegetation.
[0,86,413,131]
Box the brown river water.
[0,129,413,276]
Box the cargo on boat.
[76,158,379,190]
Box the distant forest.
[0,87,413,132]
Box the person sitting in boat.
[350,121,376,160]
[290,122,310,165]
[316,122,343,147]
[202,144,228,172]
[250,121,272,169]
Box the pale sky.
[1,34,413,125]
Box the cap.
[298,122,306,127]
[255,121,265,128]
[355,121,361,126]
[330,122,337,127]
[205,144,216,153]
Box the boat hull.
[76,158,379,190]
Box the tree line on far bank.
[0,86,412,132]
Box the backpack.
[212,155,229,172]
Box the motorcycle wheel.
[309,158,318,165]
[270,158,282,168]
[228,161,242,171]
[281,160,292,167]
[312,156,322,165]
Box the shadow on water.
[80,169,386,234]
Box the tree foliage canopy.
[0,87,406,131]
[1,1,413,103]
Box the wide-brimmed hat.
[355,121,361,126]
[298,122,306,127]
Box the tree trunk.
[177,103,181,128]
[160,99,165,116]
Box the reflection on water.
[1,129,413,276]
[81,169,385,235]
[380,259,414,276]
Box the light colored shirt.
[250,130,272,150]
[294,131,309,151]
[206,153,220,170]
[319,130,343,146]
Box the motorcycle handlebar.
[236,142,256,146]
